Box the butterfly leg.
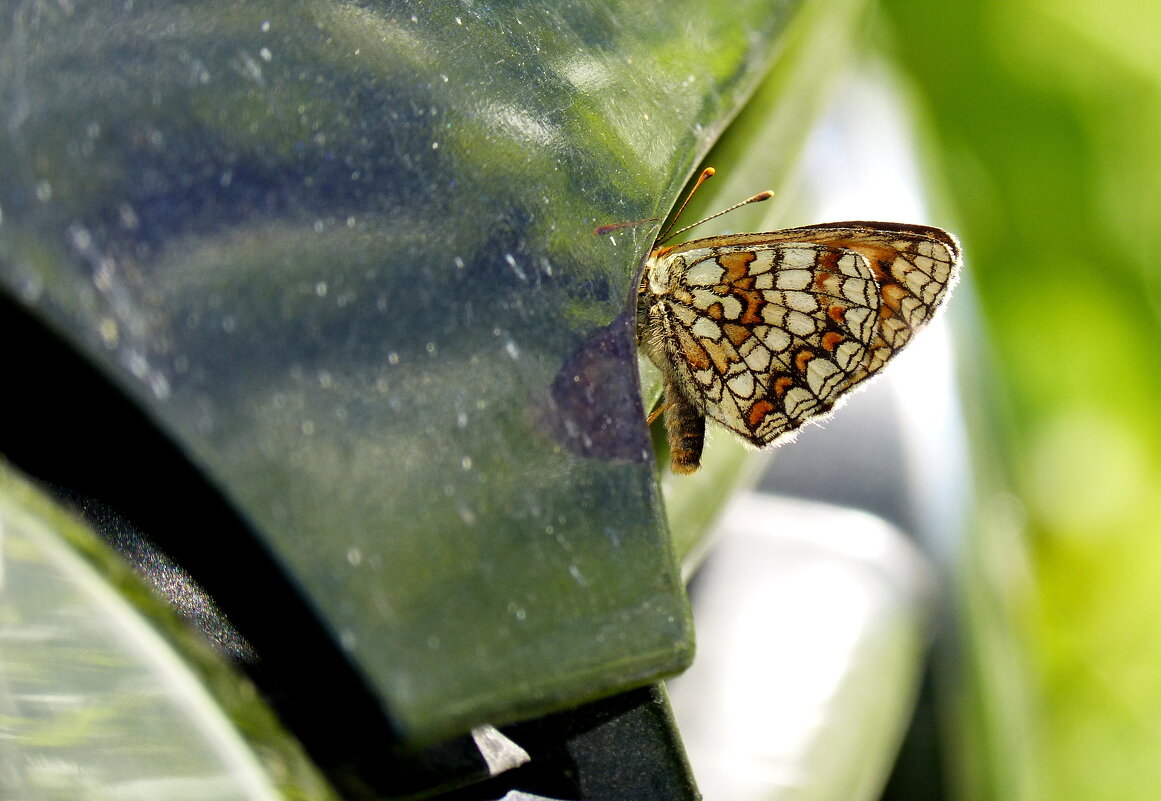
[663,380,705,474]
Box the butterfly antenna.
[659,186,775,245]
[593,217,660,236]
[596,167,774,241]
[655,167,716,244]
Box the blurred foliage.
[880,1,1161,799]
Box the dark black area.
[448,686,699,801]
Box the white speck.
[301,420,315,436]
[118,204,139,230]
[260,20,270,32]
[346,216,356,227]
[240,53,263,83]
[125,350,149,379]
[459,506,477,525]
[608,235,617,247]
[504,253,527,280]
[68,224,91,251]
[17,274,42,301]
[454,256,465,269]
[461,456,472,470]
[259,47,272,62]
[93,258,115,291]
[569,564,588,586]
[149,372,171,400]
[456,411,468,427]
[98,318,119,347]
[339,630,357,651]
[387,352,399,365]
[432,141,439,150]
[315,281,327,297]
[440,74,449,82]
[313,220,324,232]
[347,547,363,566]
[455,16,462,24]
[425,342,437,355]
[317,370,333,388]
[504,341,520,360]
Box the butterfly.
[633,168,961,473]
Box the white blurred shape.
[668,495,933,801]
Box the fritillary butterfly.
[636,169,961,473]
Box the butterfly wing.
[645,222,960,447]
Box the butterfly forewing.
[638,221,960,469]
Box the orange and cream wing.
[639,222,960,449]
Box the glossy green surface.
[0,0,819,738]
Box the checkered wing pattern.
[638,222,960,464]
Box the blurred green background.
[882,0,1161,799]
